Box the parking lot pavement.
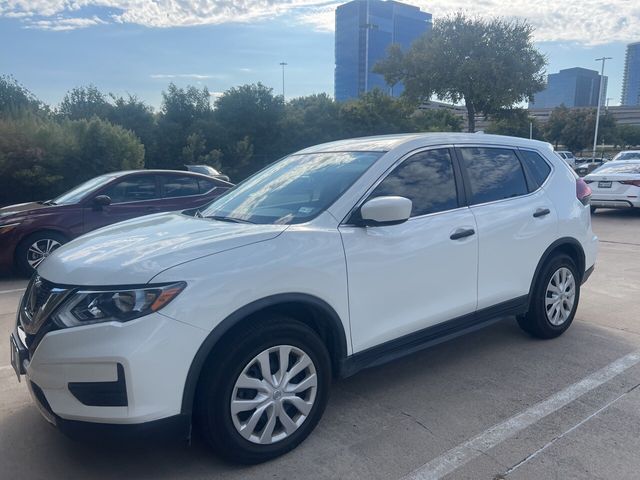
[1,209,640,480]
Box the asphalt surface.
[1,209,640,479]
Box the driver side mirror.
[93,195,112,210]
[358,196,412,227]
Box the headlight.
[52,282,186,328]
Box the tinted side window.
[162,176,200,198]
[198,178,217,193]
[459,148,528,205]
[520,150,551,188]
[369,149,458,217]
[103,176,157,203]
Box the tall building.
[334,0,431,102]
[621,42,640,106]
[529,67,607,109]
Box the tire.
[15,231,68,277]
[517,254,580,339]
[590,206,597,214]
[195,316,331,464]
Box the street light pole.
[592,57,612,159]
[279,62,287,101]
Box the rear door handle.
[450,228,475,240]
[533,208,551,218]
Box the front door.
[83,174,160,232]
[339,148,478,353]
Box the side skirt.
[339,295,529,378]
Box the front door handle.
[450,228,475,240]
[533,208,551,218]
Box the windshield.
[202,151,383,225]
[613,152,640,161]
[52,174,117,205]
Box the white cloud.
[0,0,638,45]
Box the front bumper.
[12,310,208,428]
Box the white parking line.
[402,350,640,480]
[0,365,13,372]
[0,288,25,295]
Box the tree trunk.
[466,101,476,133]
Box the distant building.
[529,67,607,109]
[621,42,640,106]
[334,0,431,102]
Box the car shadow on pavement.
[1,318,638,480]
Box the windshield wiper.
[40,200,57,206]
[206,215,255,224]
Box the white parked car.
[11,133,598,463]
[585,160,640,212]
[611,150,640,162]
[556,150,576,168]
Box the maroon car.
[0,170,232,275]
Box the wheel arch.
[180,293,349,415]
[529,237,586,299]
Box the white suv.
[556,151,576,169]
[11,133,598,463]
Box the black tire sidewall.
[197,318,331,464]
[530,254,580,337]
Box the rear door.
[83,174,161,232]
[456,146,558,310]
[339,147,478,352]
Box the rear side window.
[520,150,552,188]
[162,176,200,198]
[198,178,217,193]
[459,148,528,205]
[369,148,459,217]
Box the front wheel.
[15,231,67,276]
[518,254,580,339]
[196,317,331,464]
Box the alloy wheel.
[27,239,62,269]
[545,267,576,326]
[230,345,318,445]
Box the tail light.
[576,178,592,206]
[620,180,640,187]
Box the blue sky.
[0,1,636,110]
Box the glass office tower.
[529,67,607,109]
[621,42,640,106]
[334,0,431,102]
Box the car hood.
[38,212,288,285]
[0,201,49,220]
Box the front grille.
[25,276,56,318]
[20,275,72,337]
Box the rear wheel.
[196,317,331,464]
[518,254,580,339]
[15,231,67,276]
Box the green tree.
[153,83,215,169]
[0,76,44,117]
[339,89,412,137]
[375,13,547,132]
[486,109,540,139]
[544,105,570,148]
[214,83,284,176]
[281,93,342,151]
[107,94,157,160]
[410,109,463,132]
[58,85,112,120]
[618,125,640,148]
